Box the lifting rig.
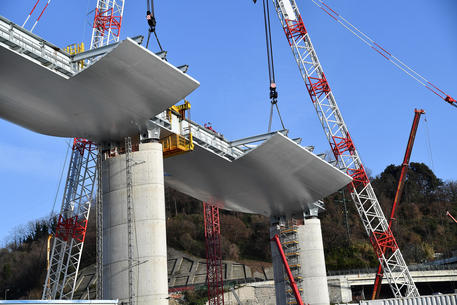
[271,0,419,297]
[371,109,424,299]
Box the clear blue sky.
[0,0,456,243]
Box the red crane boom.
[371,109,425,299]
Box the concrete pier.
[297,217,330,305]
[102,142,168,305]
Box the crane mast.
[90,0,125,49]
[271,0,419,297]
[42,139,98,300]
[372,109,424,299]
[43,0,126,300]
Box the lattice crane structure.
[372,109,424,299]
[42,139,97,299]
[90,0,125,49]
[204,203,224,305]
[271,0,419,298]
[43,0,126,300]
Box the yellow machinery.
[65,42,85,69]
[161,100,194,158]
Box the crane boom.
[447,211,457,224]
[371,109,424,299]
[271,0,419,297]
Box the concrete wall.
[102,142,168,305]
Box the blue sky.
[0,0,456,242]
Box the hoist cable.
[261,0,286,132]
[275,103,286,130]
[423,115,435,171]
[145,0,163,52]
[262,0,275,83]
[310,0,456,108]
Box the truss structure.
[204,203,224,305]
[42,138,98,300]
[90,0,125,49]
[125,137,135,305]
[272,0,419,297]
[96,152,103,300]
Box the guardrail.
[151,112,245,161]
[327,263,457,276]
[0,15,75,77]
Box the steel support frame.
[204,203,224,305]
[272,0,419,297]
[42,138,98,300]
[96,152,103,300]
[90,0,125,50]
[125,137,135,305]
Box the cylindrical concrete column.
[297,217,330,305]
[102,142,168,305]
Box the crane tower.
[272,0,419,298]
[43,0,126,300]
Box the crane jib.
[273,0,420,297]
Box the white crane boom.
[272,0,419,297]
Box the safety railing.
[0,15,76,77]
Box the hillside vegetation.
[1,162,456,299]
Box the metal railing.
[0,15,75,77]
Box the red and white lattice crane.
[271,0,419,297]
[42,0,125,300]
[42,139,98,299]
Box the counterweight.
[271,0,419,297]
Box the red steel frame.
[204,202,224,305]
[92,8,122,38]
[371,109,424,299]
[271,234,305,305]
[90,0,125,50]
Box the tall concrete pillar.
[297,217,330,305]
[102,142,168,305]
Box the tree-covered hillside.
[1,163,456,299]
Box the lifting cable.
[423,114,435,172]
[309,0,456,109]
[146,0,164,52]
[261,0,286,132]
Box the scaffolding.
[204,203,224,305]
[42,139,97,300]
[280,223,303,304]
